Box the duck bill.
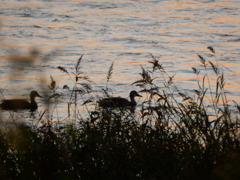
[136,93,142,97]
[37,94,43,98]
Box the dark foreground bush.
[0,112,240,180]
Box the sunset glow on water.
[0,0,240,121]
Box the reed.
[0,48,240,180]
[57,55,93,124]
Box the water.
[0,0,240,121]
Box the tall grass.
[57,54,93,124]
[0,48,240,180]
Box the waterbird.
[0,91,42,112]
[98,90,142,108]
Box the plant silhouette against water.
[0,48,240,180]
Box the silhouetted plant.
[57,55,93,124]
[0,48,240,180]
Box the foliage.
[1,48,240,180]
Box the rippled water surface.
[0,0,240,120]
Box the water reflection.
[0,0,240,120]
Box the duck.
[98,90,142,108]
[0,91,42,112]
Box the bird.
[0,91,42,112]
[98,90,142,108]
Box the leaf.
[68,103,71,117]
[183,97,192,101]
[74,88,85,95]
[148,53,164,72]
[76,75,92,82]
[209,61,218,74]
[48,93,61,100]
[78,83,92,92]
[48,75,56,90]
[107,62,114,82]
[57,66,68,74]
[167,74,175,85]
[194,90,201,96]
[138,89,151,93]
[75,54,84,72]
[192,67,200,75]
[198,55,206,65]
[38,109,48,121]
[179,92,186,98]
[207,46,215,54]
[82,99,93,105]
[199,88,208,107]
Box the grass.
[0,47,240,180]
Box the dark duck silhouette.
[0,91,42,112]
[98,90,142,108]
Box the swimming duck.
[0,91,42,112]
[98,90,142,108]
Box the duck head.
[130,91,142,98]
[30,91,42,99]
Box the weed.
[0,48,240,180]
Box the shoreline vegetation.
[1,47,240,179]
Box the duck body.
[0,99,37,110]
[99,97,134,108]
[0,91,42,112]
[99,90,141,108]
